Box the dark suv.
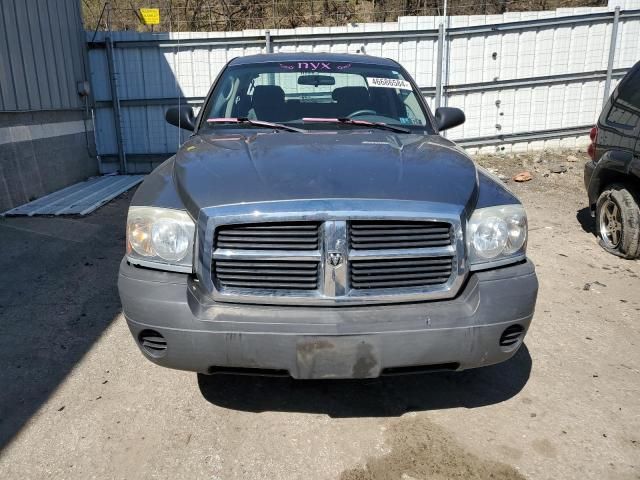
[584,60,640,259]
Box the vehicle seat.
[369,88,404,118]
[250,85,288,122]
[332,87,372,117]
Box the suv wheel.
[596,184,640,259]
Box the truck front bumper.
[118,259,538,379]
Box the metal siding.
[67,0,87,87]
[88,44,111,102]
[94,107,117,154]
[25,0,50,109]
[51,0,75,109]
[60,0,84,108]
[0,0,84,111]
[36,1,62,107]
[16,1,42,109]
[0,4,17,110]
[2,0,30,110]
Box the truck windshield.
[201,61,433,133]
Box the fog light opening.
[138,329,167,358]
[499,324,524,349]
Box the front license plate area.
[295,336,381,379]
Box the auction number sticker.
[366,77,412,90]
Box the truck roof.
[229,52,400,67]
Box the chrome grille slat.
[350,220,452,249]
[351,278,451,288]
[219,281,319,289]
[218,232,318,236]
[350,240,451,249]
[218,232,318,238]
[227,224,319,230]
[348,246,455,260]
[217,274,318,281]
[351,233,452,241]
[351,227,450,235]
[351,266,452,274]
[215,262,318,270]
[213,249,321,261]
[216,268,317,275]
[216,242,318,250]
[351,270,452,280]
[351,258,453,268]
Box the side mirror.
[166,105,196,131]
[434,107,465,131]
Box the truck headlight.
[467,204,527,269]
[126,206,195,272]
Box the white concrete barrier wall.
[88,0,640,160]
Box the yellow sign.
[139,8,160,25]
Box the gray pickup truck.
[118,53,538,379]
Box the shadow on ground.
[197,345,532,417]
[577,207,596,235]
[0,193,132,451]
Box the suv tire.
[596,184,640,259]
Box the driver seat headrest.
[331,87,371,116]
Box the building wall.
[0,0,96,213]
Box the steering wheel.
[347,109,377,118]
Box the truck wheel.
[596,184,640,259]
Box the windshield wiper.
[206,117,306,133]
[302,117,411,134]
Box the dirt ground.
[0,149,639,480]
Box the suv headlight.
[467,204,527,270]
[126,206,195,272]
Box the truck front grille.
[208,213,461,305]
[350,256,454,289]
[349,221,452,249]
[213,259,320,290]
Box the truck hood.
[173,130,479,217]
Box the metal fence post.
[265,30,275,85]
[435,23,445,110]
[603,6,620,107]
[105,36,127,174]
[265,30,273,53]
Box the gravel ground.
[0,150,639,480]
